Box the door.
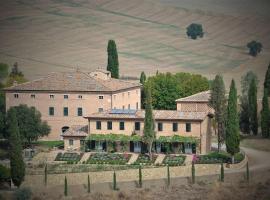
[134,141,141,153]
[156,142,161,153]
[184,143,192,154]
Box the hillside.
[0,0,269,96]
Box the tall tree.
[248,78,258,135]
[140,71,147,109]
[107,40,119,79]
[143,84,155,160]
[0,63,9,82]
[264,63,270,95]
[140,71,146,84]
[5,62,27,87]
[261,89,269,137]
[239,71,258,134]
[0,92,6,138]
[209,75,226,152]
[225,79,240,164]
[7,108,25,187]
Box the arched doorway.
[61,126,70,140]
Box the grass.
[33,141,64,148]
[241,138,270,152]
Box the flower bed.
[133,154,157,165]
[87,153,131,165]
[194,152,244,164]
[55,152,83,163]
[163,155,186,166]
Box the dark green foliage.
[140,71,146,109]
[146,72,209,110]
[0,92,6,138]
[44,164,47,186]
[195,152,244,164]
[10,62,23,77]
[247,41,262,56]
[186,23,204,39]
[87,174,90,193]
[261,89,269,137]
[107,40,119,79]
[246,162,249,182]
[264,64,270,95]
[225,80,240,163]
[220,163,224,182]
[0,164,10,181]
[14,187,32,200]
[5,62,27,87]
[138,165,142,188]
[7,108,25,187]
[248,78,258,135]
[0,63,9,81]
[143,85,155,160]
[113,171,117,190]
[209,75,226,152]
[64,176,67,196]
[167,165,170,186]
[140,71,146,84]
[191,162,195,184]
[8,105,50,145]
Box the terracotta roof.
[61,125,88,137]
[4,70,141,92]
[84,109,211,121]
[175,90,210,102]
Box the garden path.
[79,152,91,163]
[127,153,139,164]
[154,154,165,165]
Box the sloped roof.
[84,109,211,121]
[61,125,88,137]
[4,70,141,92]
[175,90,210,102]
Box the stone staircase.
[154,154,165,165]
[127,153,139,165]
[79,152,91,163]
[184,154,193,165]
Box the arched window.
[62,126,70,133]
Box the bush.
[163,155,186,166]
[14,187,32,200]
[186,23,204,39]
[194,152,244,164]
[0,164,10,181]
[133,154,157,165]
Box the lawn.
[33,141,64,149]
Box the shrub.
[163,155,186,166]
[14,187,32,200]
[186,23,204,39]
[0,164,10,181]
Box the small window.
[158,122,163,132]
[173,122,178,132]
[98,108,103,112]
[119,121,125,130]
[64,95,68,99]
[122,105,125,110]
[50,94,54,99]
[99,96,103,99]
[77,107,83,116]
[96,121,101,130]
[31,94,35,99]
[128,104,130,110]
[14,94,19,98]
[135,122,140,131]
[69,139,73,146]
[63,107,68,116]
[136,102,139,110]
[49,107,54,116]
[78,95,82,99]
[186,123,191,132]
[107,121,112,130]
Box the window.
[80,140,85,146]
[14,94,19,98]
[31,94,35,99]
[63,107,68,116]
[49,107,54,116]
[99,96,103,99]
[119,121,125,130]
[96,121,101,130]
[69,139,73,146]
[122,105,125,110]
[77,107,83,116]
[50,94,54,99]
[64,95,68,99]
[128,92,130,97]
[173,122,178,132]
[98,108,103,112]
[135,122,140,131]
[78,95,82,99]
[107,121,112,130]
[186,123,191,132]
[158,122,163,132]
[136,102,139,110]
[128,104,130,110]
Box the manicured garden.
[55,152,83,163]
[87,153,131,165]
[194,152,244,164]
[133,154,158,165]
[163,155,186,166]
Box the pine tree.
[225,79,240,164]
[167,165,170,186]
[87,174,90,193]
[138,165,142,188]
[7,108,25,187]
[220,163,224,182]
[107,40,119,79]
[64,176,68,196]
[248,78,258,135]
[142,84,155,160]
[264,64,270,95]
[209,75,226,152]
[191,161,195,184]
[261,89,269,137]
[140,71,146,84]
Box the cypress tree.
[113,171,117,190]
[64,176,68,196]
[191,161,195,184]
[220,163,224,182]
[264,64,270,95]
[209,75,226,152]
[225,79,240,164]
[140,72,146,84]
[138,165,142,188]
[87,174,90,193]
[107,40,119,79]
[7,108,25,187]
[44,164,47,186]
[167,165,170,186]
[142,84,155,160]
[248,78,258,135]
[261,89,269,137]
[246,162,250,182]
